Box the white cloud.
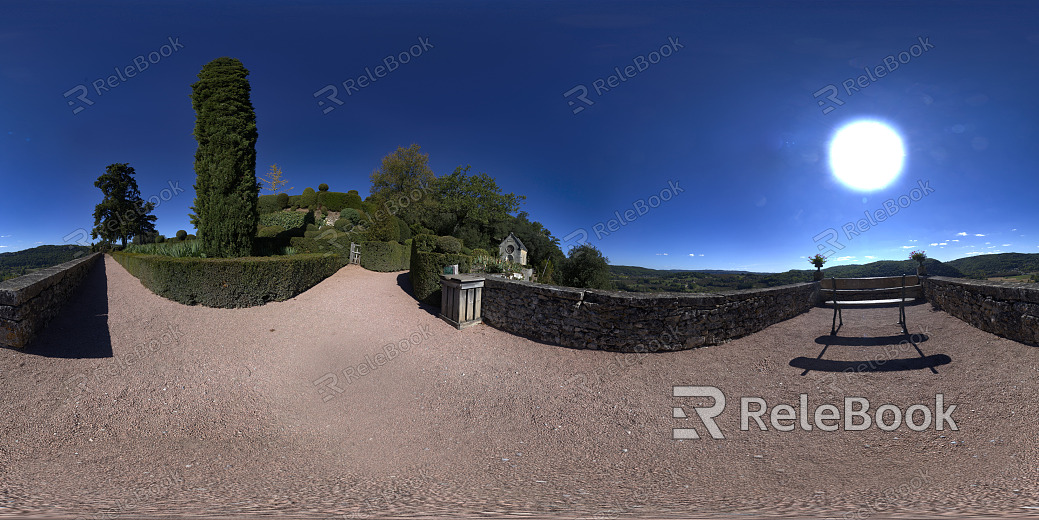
[975,233,986,237]
[656,253,668,256]
[699,254,704,257]
[985,242,991,245]
[689,253,696,257]
[951,239,959,242]
[1012,228,1018,231]
[909,239,918,242]
[1002,244,1011,247]
[930,243,939,246]
[864,255,876,259]
[901,245,912,249]
[956,232,968,236]
[835,256,855,261]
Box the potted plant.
[808,253,827,281]
[910,250,928,276]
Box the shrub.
[396,217,412,242]
[318,183,329,192]
[344,190,363,211]
[436,235,462,254]
[259,211,310,230]
[154,235,165,244]
[471,248,489,258]
[320,191,349,211]
[366,212,400,242]
[412,233,437,253]
[558,244,614,290]
[112,251,341,308]
[257,225,285,238]
[360,240,411,272]
[301,187,317,209]
[288,194,301,209]
[176,230,188,240]
[124,240,203,257]
[409,241,473,305]
[258,194,281,215]
[276,192,289,209]
[335,208,365,231]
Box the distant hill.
[945,253,1039,278]
[0,244,91,282]
[608,253,1039,293]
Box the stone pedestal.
[440,274,484,329]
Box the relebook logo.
[672,386,958,440]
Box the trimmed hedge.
[112,251,341,308]
[360,239,412,272]
[344,190,363,211]
[258,195,281,214]
[301,187,317,209]
[260,210,312,230]
[290,230,365,256]
[319,191,349,211]
[409,240,473,305]
[436,235,462,254]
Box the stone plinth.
[440,274,485,329]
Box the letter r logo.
[673,385,726,439]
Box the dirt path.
[1,255,1037,519]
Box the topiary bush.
[435,235,462,254]
[344,190,363,211]
[276,192,289,209]
[396,217,412,242]
[318,183,329,192]
[412,233,437,253]
[258,194,281,214]
[360,240,412,272]
[409,241,473,305]
[257,225,286,238]
[259,211,310,230]
[320,191,349,211]
[112,251,341,308]
[366,213,400,242]
[300,187,317,210]
[176,230,188,240]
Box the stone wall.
[922,276,1039,346]
[0,253,101,348]
[480,277,819,352]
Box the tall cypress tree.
[190,57,259,257]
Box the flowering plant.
[808,253,827,268]
[910,250,927,264]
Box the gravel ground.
[1,255,1037,519]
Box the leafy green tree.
[427,165,525,249]
[91,163,157,248]
[189,57,259,257]
[365,196,401,242]
[369,143,436,224]
[558,244,615,290]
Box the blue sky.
[1,0,1037,272]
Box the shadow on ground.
[395,272,440,318]
[814,334,930,346]
[790,354,952,372]
[21,258,111,358]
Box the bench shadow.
[790,354,951,372]
[814,334,929,346]
[19,257,112,358]
[395,272,440,318]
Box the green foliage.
[319,191,349,211]
[257,225,285,238]
[300,187,317,210]
[276,192,289,209]
[318,183,329,192]
[176,230,187,240]
[426,164,524,246]
[366,200,401,242]
[471,248,489,258]
[259,210,311,230]
[190,57,259,258]
[111,251,340,308]
[92,163,157,248]
[396,217,412,242]
[558,244,615,290]
[124,239,204,257]
[409,241,473,305]
[335,208,365,231]
[257,194,281,215]
[369,143,435,224]
[435,235,462,254]
[344,190,363,211]
[946,253,1039,279]
[412,234,438,253]
[360,240,412,272]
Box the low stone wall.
[0,253,101,348]
[480,277,819,352]
[922,276,1039,346]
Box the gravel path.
[1,255,1037,519]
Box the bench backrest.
[820,275,919,290]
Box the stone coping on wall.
[922,275,1039,345]
[479,276,819,352]
[0,252,101,348]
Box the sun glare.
[829,120,905,191]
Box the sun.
[828,120,905,191]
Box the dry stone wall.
[922,276,1039,346]
[480,277,819,352]
[0,253,100,348]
